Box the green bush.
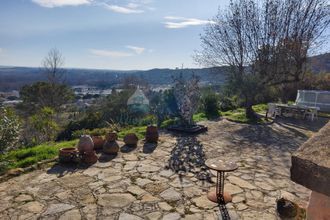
[56,111,104,141]
[219,96,238,111]
[29,107,59,144]
[0,107,21,152]
[202,93,220,119]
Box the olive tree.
[196,0,330,118]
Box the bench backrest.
[295,90,330,112]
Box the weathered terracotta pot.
[59,147,79,163]
[78,135,94,153]
[106,132,118,142]
[92,136,105,150]
[82,151,98,164]
[103,141,119,154]
[277,198,298,218]
[145,126,159,143]
[124,133,139,147]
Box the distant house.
[76,99,91,111]
[127,87,149,113]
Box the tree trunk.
[245,104,257,119]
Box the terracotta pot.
[82,151,98,164]
[106,132,118,142]
[92,136,105,150]
[145,126,159,143]
[78,135,94,153]
[59,147,79,163]
[124,133,139,146]
[277,198,298,218]
[103,141,119,154]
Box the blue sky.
[0,0,230,70]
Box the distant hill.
[0,66,228,91]
[308,53,330,73]
[0,53,328,91]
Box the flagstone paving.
[0,118,327,220]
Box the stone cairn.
[167,136,211,181]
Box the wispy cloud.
[164,16,215,29]
[31,0,91,8]
[126,45,145,54]
[103,4,144,14]
[89,49,133,58]
[31,0,155,13]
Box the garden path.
[0,118,328,220]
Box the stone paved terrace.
[0,118,328,220]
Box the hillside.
[0,66,227,91]
[0,53,328,91]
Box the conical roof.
[127,87,149,105]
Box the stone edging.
[0,157,57,183]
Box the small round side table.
[205,158,238,204]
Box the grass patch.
[252,103,268,114]
[0,140,77,174]
[193,112,207,122]
[319,112,330,118]
[160,118,179,128]
[221,104,268,124]
[117,126,147,140]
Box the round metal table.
[205,158,238,204]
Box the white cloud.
[103,3,144,14]
[127,3,139,9]
[164,16,215,29]
[126,45,145,54]
[89,49,133,58]
[31,0,155,14]
[31,0,91,8]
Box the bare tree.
[42,48,65,84]
[196,0,330,118]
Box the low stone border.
[0,157,57,183]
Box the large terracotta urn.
[124,133,139,147]
[106,132,118,142]
[78,135,94,153]
[82,151,98,164]
[92,136,105,150]
[59,147,79,163]
[103,141,119,154]
[145,126,159,143]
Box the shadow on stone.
[143,142,157,154]
[167,136,211,182]
[120,144,137,153]
[98,153,117,163]
[167,124,208,135]
[46,163,89,177]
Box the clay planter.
[92,136,105,150]
[277,198,298,218]
[78,135,94,153]
[103,141,119,154]
[59,147,79,163]
[82,151,98,164]
[106,132,118,142]
[145,126,159,143]
[124,133,139,147]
